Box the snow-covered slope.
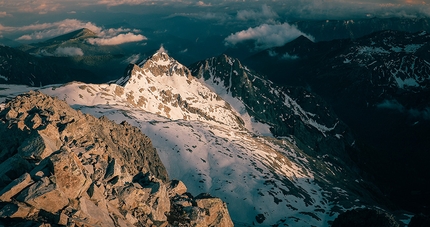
[190,55,355,160]
[0,50,409,226]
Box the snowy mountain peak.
[111,52,246,130]
[133,49,190,79]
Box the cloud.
[1,0,65,14]
[0,12,12,17]
[377,99,430,120]
[123,54,142,64]
[196,1,211,7]
[14,19,101,40]
[164,12,231,22]
[6,19,146,45]
[282,53,299,60]
[96,0,172,7]
[54,47,84,57]
[236,4,278,22]
[87,32,147,45]
[267,50,278,57]
[98,28,141,37]
[225,23,314,50]
[377,99,406,112]
[0,1,428,21]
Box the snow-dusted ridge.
[189,54,355,161]
[0,51,411,226]
[339,30,430,91]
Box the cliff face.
[0,91,233,227]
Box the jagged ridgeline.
[0,91,233,226]
[0,50,412,226]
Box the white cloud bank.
[0,19,146,45]
[377,99,430,120]
[225,23,314,50]
[87,32,147,45]
[236,4,278,22]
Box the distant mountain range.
[224,17,430,60]
[1,28,133,85]
[0,45,97,86]
[293,17,430,42]
[245,29,430,214]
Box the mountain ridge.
[0,50,408,226]
[44,28,98,44]
[245,29,430,214]
[190,54,356,162]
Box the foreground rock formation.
[0,91,233,227]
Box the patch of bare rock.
[0,91,233,227]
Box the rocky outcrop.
[331,208,400,227]
[0,91,233,226]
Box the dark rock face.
[332,208,400,227]
[408,214,430,227]
[190,55,356,163]
[0,91,233,227]
[293,18,430,42]
[245,30,430,214]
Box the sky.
[0,0,429,55]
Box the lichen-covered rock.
[0,91,233,227]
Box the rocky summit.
[0,91,233,227]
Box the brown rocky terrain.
[0,91,233,227]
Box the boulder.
[78,196,116,227]
[0,173,34,202]
[16,177,69,213]
[195,193,234,227]
[50,148,89,199]
[0,203,33,219]
[167,180,187,196]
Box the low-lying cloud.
[87,32,146,45]
[236,4,278,22]
[0,12,11,17]
[377,99,430,120]
[123,54,142,64]
[225,23,314,50]
[54,47,84,57]
[282,53,299,60]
